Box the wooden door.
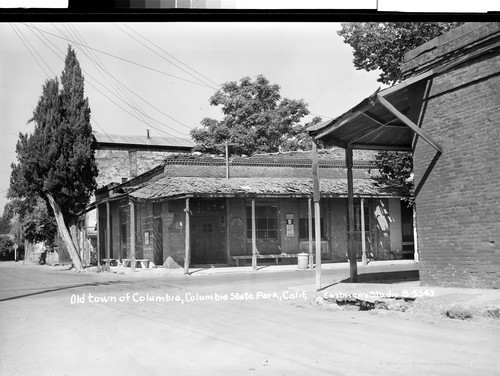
[153,217,163,265]
[191,216,225,264]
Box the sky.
[0,3,496,215]
[0,21,388,214]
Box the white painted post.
[130,200,136,272]
[312,141,321,290]
[184,198,190,274]
[308,197,313,269]
[361,198,367,266]
[346,146,358,282]
[252,198,257,271]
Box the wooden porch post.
[226,198,231,265]
[308,197,313,269]
[106,201,111,266]
[346,146,358,282]
[130,200,136,272]
[96,205,101,267]
[413,205,419,262]
[83,213,87,267]
[312,141,321,290]
[361,198,367,266]
[184,198,191,275]
[252,198,257,271]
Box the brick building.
[309,22,500,288]
[78,132,194,265]
[403,22,500,288]
[93,151,413,269]
[93,132,195,187]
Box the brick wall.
[164,160,372,179]
[96,149,184,188]
[412,50,500,288]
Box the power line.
[10,24,53,78]
[121,23,220,88]
[29,24,190,138]
[65,24,190,137]
[61,24,164,136]
[25,24,215,90]
[115,23,220,91]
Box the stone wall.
[95,149,185,188]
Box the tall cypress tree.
[10,46,97,271]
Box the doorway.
[153,217,163,265]
[191,216,225,265]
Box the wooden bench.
[389,250,415,260]
[122,258,150,268]
[232,253,300,267]
[101,258,118,266]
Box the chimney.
[147,129,150,139]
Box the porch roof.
[128,176,405,201]
[307,70,442,153]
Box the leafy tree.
[4,198,57,245]
[191,75,312,156]
[280,117,324,152]
[337,22,464,85]
[375,151,414,204]
[0,212,11,234]
[9,46,97,271]
[0,236,14,260]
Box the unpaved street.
[1,262,498,376]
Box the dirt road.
[1,262,498,375]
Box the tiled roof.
[129,176,403,200]
[93,132,195,149]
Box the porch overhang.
[308,69,443,284]
[308,70,442,155]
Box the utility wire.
[52,23,196,135]
[10,24,53,78]
[65,24,188,137]
[121,23,220,89]
[61,24,161,136]
[25,24,215,90]
[28,25,189,138]
[114,23,219,91]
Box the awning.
[308,70,442,154]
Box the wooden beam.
[251,198,257,271]
[351,144,413,151]
[377,93,443,153]
[361,198,367,266]
[308,198,313,269]
[106,201,111,267]
[130,200,136,272]
[346,146,358,282]
[96,204,101,267]
[380,70,434,96]
[413,205,419,262]
[184,197,190,275]
[312,141,321,290]
[226,198,231,265]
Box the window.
[246,205,278,240]
[299,218,325,239]
[348,200,370,233]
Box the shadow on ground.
[341,270,420,284]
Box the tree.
[191,75,312,156]
[0,212,11,234]
[375,151,414,204]
[9,46,97,271]
[337,22,464,85]
[338,22,464,204]
[4,198,57,245]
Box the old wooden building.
[92,151,413,270]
